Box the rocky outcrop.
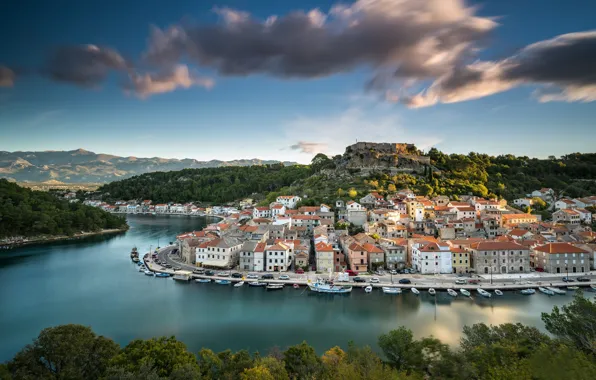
[335,142,430,174]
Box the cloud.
[288,141,328,154]
[44,45,129,87]
[0,66,15,87]
[401,30,596,107]
[146,0,496,78]
[124,65,214,98]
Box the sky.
[0,0,595,163]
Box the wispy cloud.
[27,109,64,127]
[288,141,328,154]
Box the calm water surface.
[0,215,579,361]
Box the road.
[147,245,596,289]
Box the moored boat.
[154,272,170,277]
[234,281,245,287]
[132,257,140,263]
[248,281,267,287]
[460,289,471,297]
[477,288,492,298]
[144,270,154,276]
[308,281,352,294]
[214,279,231,285]
[266,284,284,291]
[364,285,373,293]
[293,284,300,289]
[447,289,458,297]
[411,287,420,295]
[382,287,402,294]
[428,288,436,296]
[567,286,579,290]
[590,284,596,291]
[546,287,566,295]
[520,288,535,295]
[138,266,146,272]
[195,278,211,283]
[494,289,504,296]
[539,287,555,295]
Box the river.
[0,215,580,361]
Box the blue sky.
[0,0,595,163]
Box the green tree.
[283,342,323,380]
[241,365,275,380]
[7,324,119,380]
[109,337,198,378]
[258,357,289,380]
[528,343,596,380]
[542,291,596,356]
[197,348,223,379]
[377,327,420,372]
[337,188,345,197]
[531,197,547,209]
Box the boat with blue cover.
[154,272,170,278]
[214,279,231,285]
[308,281,352,294]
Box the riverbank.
[0,227,129,249]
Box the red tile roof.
[533,243,588,254]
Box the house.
[298,206,319,215]
[346,201,364,211]
[253,242,266,271]
[406,200,424,222]
[195,237,243,268]
[451,247,471,274]
[554,198,578,210]
[253,207,272,218]
[501,213,538,227]
[291,214,320,233]
[353,232,376,245]
[155,204,169,213]
[432,195,450,207]
[315,242,334,273]
[265,243,291,272]
[411,242,452,274]
[531,188,554,201]
[335,200,345,209]
[469,241,530,274]
[334,249,347,272]
[507,228,534,240]
[294,245,310,269]
[360,192,384,208]
[270,203,286,216]
[450,206,476,221]
[320,204,332,213]
[239,241,257,271]
[362,243,385,271]
[380,243,407,269]
[553,209,581,225]
[276,195,302,209]
[346,201,367,226]
[533,243,590,274]
[513,198,534,208]
[575,209,593,224]
[346,242,368,272]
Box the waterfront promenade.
[145,246,596,292]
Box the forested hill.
[0,179,127,239]
[97,164,312,204]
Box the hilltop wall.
[339,142,431,173]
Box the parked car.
[577,277,590,282]
[389,270,397,275]
[353,277,366,283]
[374,270,385,276]
[370,277,380,283]
[246,273,259,279]
[403,269,410,274]
[231,272,242,278]
[468,279,481,284]
[217,271,230,277]
[398,278,411,284]
[562,277,575,282]
[261,274,274,279]
[173,266,182,271]
[279,275,290,280]
[165,264,172,268]
[455,279,467,285]
[295,268,305,274]
[193,269,204,275]
[346,270,358,276]
[205,270,215,276]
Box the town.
[83,186,596,278]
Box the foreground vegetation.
[97,164,311,204]
[2,292,595,379]
[0,180,127,239]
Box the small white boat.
[460,289,471,297]
[364,285,373,293]
[382,287,402,294]
[308,281,352,294]
[144,270,154,276]
[195,278,211,283]
[411,288,420,295]
[590,284,596,291]
[138,266,146,272]
[214,279,231,285]
[520,288,535,295]
[539,287,555,296]
[248,281,267,287]
[547,287,566,295]
[428,288,436,296]
[477,288,492,298]
[494,289,504,296]
[266,284,284,291]
[567,286,579,290]
[293,284,300,289]
[234,281,244,287]
[447,289,458,297]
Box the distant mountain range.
[0,149,298,183]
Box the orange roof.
[502,213,537,220]
[315,242,334,252]
[252,218,272,223]
[471,241,527,251]
[508,228,531,237]
[348,242,364,251]
[255,242,266,252]
[533,243,588,254]
[292,215,321,220]
[299,206,319,212]
[267,243,289,251]
[362,243,384,253]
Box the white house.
[555,199,578,210]
[315,242,334,273]
[253,242,266,271]
[253,207,272,218]
[346,201,364,211]
[513,198,534,208]
[553,209,581,225]
[320,204,332,213]
[531,188,554,201]
[270,203,286,217]
[265,243,291,271]
[451,206,476,221]
[195,237,243,268]
[155,204,169,213]
[575,209,593,224]
[411,242,453,274]
[276,195,302,209]
[126,204,139,213]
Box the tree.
[241,365,275,380]
[377,327,420,371]
[528,343,596,380]
[542,291,596,356]
[258,357,289,380]
[109,337,198,378]
[337,188,345,197]
[283,342,323,380]
[387,183,397,193]
[197,348,223,379]
[531,197,547,209]
[7,324,120,380]
[348,188,358,198]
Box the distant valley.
[0,149,297,183]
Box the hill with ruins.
[335,142,431,174]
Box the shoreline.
[0,227,129,249]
